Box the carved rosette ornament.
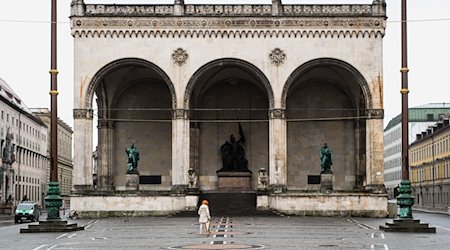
[172,48,188,66]
[269,48,286,66]
[73,109,94,119]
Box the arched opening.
[186,59,273,191]
[283,58,369,191]
[89,58,175,190]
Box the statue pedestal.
[320,173,333,192]
[126,174,139,191]
[217,172,252,191]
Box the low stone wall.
[259,193,388,217]
[70,195,198,218]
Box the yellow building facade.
[410,118,450,211]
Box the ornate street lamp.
[20,0,83,233]
[380,0,435,233]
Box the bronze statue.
[320,143,333,174]
[218,123,250,172]
[126,143,140,174]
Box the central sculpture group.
[217,123,250,173]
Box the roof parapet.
[75,2,386,18]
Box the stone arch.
[184,58,274,109]
[282,57,370,191]
[85,57,176,110]
[281,57,372,110]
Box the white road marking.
[56,233,67,239]
[435,225,450,232]
[68,233,76,238]
[31,245,47,250]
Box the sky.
[0,0,449,129]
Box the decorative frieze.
[73,17,384,30]
[368,109,384,119]
[269,48,286,66]
[172,48,188,66]
[269,109,286,119]
[73,109,94,120]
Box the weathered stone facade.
[70,0,387,217]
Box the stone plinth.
[217,171,252,191]
[20,220,84,233]
[320,173,333,192]
[380,219,436,233]
[126,174,139,191]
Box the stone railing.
[82,4,385,17]
[85,5,174,16]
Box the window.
[427,113,434,121]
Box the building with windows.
[384,103,450,198]
[410,117,450,212]
[30,108,74,207]
[0,77,48,208]
[70,0,388,217]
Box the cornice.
[72,17,385,39]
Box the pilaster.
[71,0,85,17]
[97,120,114,191]
[172,109,190,188]
[73,109,94,189]
[365,118,385,193]
[174,0,185,16]
[272,0,283,16]
[269,109,287,189]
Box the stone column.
[97,120,114,191]
[171,109,190,191]
[73,109,94,191]
[269,109,287,192]
[365,109,385,193]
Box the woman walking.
[198,200,211,235]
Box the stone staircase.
[174,192,282,217]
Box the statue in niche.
[126,143,140,174]
[217,123,250,172]
[320,143,333,174]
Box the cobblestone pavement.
[0,212,449,250]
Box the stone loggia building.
[70,0,388,217]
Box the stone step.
[199,192,257,216]
[380,219,436,233]
[20,220,85,233]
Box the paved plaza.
[0,212,450,250]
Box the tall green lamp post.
[45,0,63,221]
[20,0,83,232]
[380,0,435,232]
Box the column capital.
[269,109,285,119]
[172,109,189,119]
[367,109,384,119]
[73,109,94,120]
[97,120,114,129]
